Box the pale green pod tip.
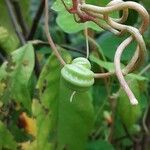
[72,57,91,69]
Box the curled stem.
[84,23,89,59]
[80,0,149,73]
[60,0,149,104]
[114,38,139,105]
[45,0,66,66]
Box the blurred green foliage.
[0,0,149,150]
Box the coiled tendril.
[45,0,149,105]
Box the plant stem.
[5,0,26,45]
[114,38,138,105]
[84,23,89,59]
[11,0,29,37]
[45,0,66,66]
[5,0,41,77]
[60,44,86,55]
[27,0,45,40]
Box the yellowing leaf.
[20,141,37,150]
[0,43,35,111]
[19,112,37,137]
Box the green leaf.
[141,0,150,9]
[38,49,94,150]
[117,77,142,127]
[0,0,31,29]
[97,32,137,61]
[37,48,72,107]
[90,55,115,72]
[52,0,119,33]
[0,26,18,53]
[0,0,31,52]
[0,43,35,111]
[52,0,102,33]
[36,112,53,150]
[87,0,119,18]
[19,139,53,150]
[19,0,31,25]
[0,1,19,49]
[113,115,127,139]
[87,0,110,5]
[127,73,148,81]
[0,121,17,150]
[90,55,148,83]
[36,48,72,149]
[87,140,115,150]
[0,1,15,32]
[30,99,54,150]
[57,78,94,150]
[92,83,107,108]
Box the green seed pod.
[61,57,94,92]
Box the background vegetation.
[0,0,150,150]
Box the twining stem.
[82,2,148,63]
[28,0,45,40]
[60,0,149,105]
[45,0,66,66]
[80,1,149,73]
[104,14,147,70]
[84,23,89,58]
[11,0,29,37]
[114,38,138,105]
[5,0,25,45]
[80,2,149,32]
[5,0,42,77]
[94,72,113,78]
